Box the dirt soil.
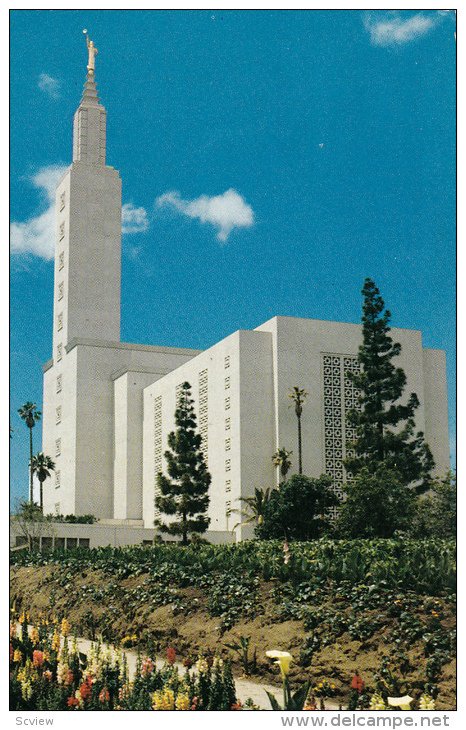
[10,565,456,710]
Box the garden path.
[73,635,339,710]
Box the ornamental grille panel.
[198,369,209,465]
[322,354,361,518]
[153,395,163,519]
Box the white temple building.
[41,45,450,543]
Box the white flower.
[266,650,293,678]
[387,695,414,710]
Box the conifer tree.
[345,278,434,491]
[155,382,211,544]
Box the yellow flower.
[152,689,175,711]
[13,649,22,663]
[370,693,387,711]
[21,680,33,701]
[175,693,191,711]
[419,694,436,711]
[51,632,60,652]
[61,618,71,637]
[265,650,293,678]
[30,627,40,645]
[195,657,209,675]
[387,695,414,711]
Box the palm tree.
[232,487,273,530]
[288,387,308,475]
[30,453,55,512]
[272,448,293,482]
[18,402,41,504]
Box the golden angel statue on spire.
[83,30,98,73]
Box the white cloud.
[122,203,149,234]
[38,73,60,99]
[11,167,148,259]
[10,165,68,260]
[156,188,254,242]
[364,12,437,46]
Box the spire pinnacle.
[72,32,107,165]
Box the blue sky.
[10,9,456,505]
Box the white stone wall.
[422,348,450,476]
[142,330,275,538]
[256,316,449,483]
[10,521,234,550]
[113,369,176,520]
[43,340,200,520]
[53,163,122,352]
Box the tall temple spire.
[72,32,107,165]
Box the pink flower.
[32,650,45,667]
[141,657,155,676]
[99,688,110,703]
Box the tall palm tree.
[288,387,308,475]
[18,402,41,504]
[232,487,272,530]
[272,447,293,482]
[30,453,55,512]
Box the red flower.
[166,647,176,665]
[32,650,45,667]
[231,702,243,710]
[79,681,92,700]
[67,697,79,707]
[64,670,74,686]
[351,672,365,693]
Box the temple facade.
[42,43,450,542]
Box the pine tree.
[345,278,434,491]
[155,381,211,544]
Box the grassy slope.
[10,540,456,710]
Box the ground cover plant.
[10,539,456,709]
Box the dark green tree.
[288,387,307,475]
[410,471,456,538]
[345,278,434,492]
[18,402,41,504]
[336,466,416,538]
[231,487,273,530]
[155,382,211,544]
[272,447,293,481]
[255,474,338,540]
[30,452,55,512]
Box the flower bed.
[10,614,238,711]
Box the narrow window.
[225,459,231,472]
[58,282,64,300]
[224,355,230,369]
[56,406,62,424]
[55,438,61,456]
[224,376,230,389]
[59,191,66,211]
[56,375,62,393]
[56,344,62,361]
[57,313,63,331]
[58,252,65,270]
[59,222,65,241]
[55,470,61,488]
[225,438,231,452]
[224,397,230,411]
